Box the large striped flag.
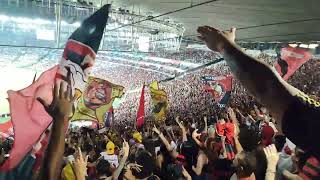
[149,81,168,122]
[202,75,233,107]
[1,4,111,171]
[274,47,312,80]
[136,84,145,130]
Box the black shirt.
[282,92,320,158]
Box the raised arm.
[152,126,178,158]
[192,129,204,148]
[203,117,208,133]
[175,117,187,142]
[112,140,130,180]
[37,82,76,180]
[263,144,279,180]
[197,26,300,127]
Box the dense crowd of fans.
[0,46,319,179]
[0,12,320,179]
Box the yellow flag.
[71,77,124,123]
[149,81,168,122]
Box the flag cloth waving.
[274,47,312,80]
[71,77,124,124]
[136,84,145,130]
[202,75,233,107]
[1,4,111,171]
[104,108,114,128]
[149,81,168,122]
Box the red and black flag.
[104,108,114,128]
[274,47,312,80]
[57,4,112,100]
[202,75,233,107]
[2,5,111,171]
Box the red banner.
[136,85,145,130]
[202,75,233,106]
[274,47,312,80]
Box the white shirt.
[100,152,119,167]
[170,141,177,150]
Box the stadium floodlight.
[73,22,81,27]
[308,44,319,49]
[138,36,150,52]
[0,15,9,22]
[299,44,308,48]
[33,18,52,25]
[36,29,55,40]
[0,14,82,26]
[288,43,298,48]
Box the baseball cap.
[133,132,142,143]
[106,141,115,155]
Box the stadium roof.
[105,0,320,43]
[0,0,319,48]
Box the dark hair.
[96,159,112,177]
[274,135,286,152]
[238,151,258,177]
[254,146,268,180]
[166,164,183,180]
[64,145,75,156]
[238,126,260,151]
[132,150,155,179]
[81,143,93,153]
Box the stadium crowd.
[0,6,320,180]
[0,46,319,180]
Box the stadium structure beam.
[55,0,62,48]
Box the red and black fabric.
[104,108,114,128]
[202,75,233,106]
[299,156,320,180]
[63,4,111,66]
[1,5,112,171]
[274,47,312,80]
[136,85,145,131]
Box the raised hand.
[263,144,279,171]
[197,26,236,52]
[37,81,76,119]
[152,125,161,135]
[175,116,186,131]
[227,107,236,120]
[192,129,201,139]
[122,139,130,158]
[72,147,88,180]
[126,163,143,173]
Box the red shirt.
[224,122,235,144]
[216,122,225,136]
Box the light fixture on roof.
[308,44,319,49]
[288,43,298,48]
[299,44,308,48]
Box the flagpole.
[32,72,37,83]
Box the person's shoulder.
[294,92,320,109]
